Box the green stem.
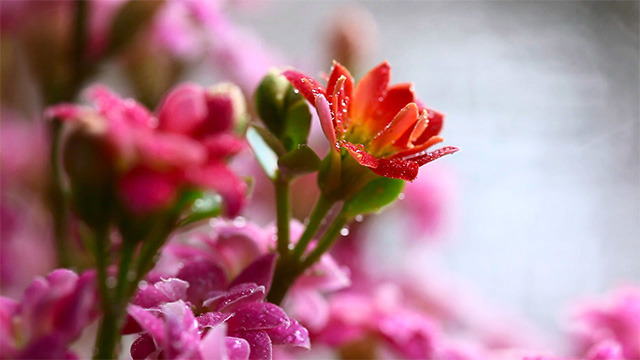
[275,177,291,257]
[291,195,335,259]
[301,205,349,269]
[50,119,71,267]
[93,226,119,360]
[71,0,88,96]
[115,240,136,300]
[267,200,347,305]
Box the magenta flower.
[0,269,98,359]
[126,257,309,359]
[571,286,640,360]
[47,83,247,216]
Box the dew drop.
[293,89,300,94]
[398,193,405,200]
[233,216,247,227]
[288,243,295,250]
[106,276,117,289]
[340,228,350,236]
[355,215,364,222]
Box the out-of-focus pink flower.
[0,0,127,60]
[0,269,98,359]
[399,165,458,240]
[571,286,640,360]
[315,284,442,359]
[47,83,247,216]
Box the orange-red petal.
[371,157,419,181]
[282,70,326,104]
[412,146,459,166]
[369,83,415,136]
[414,108,444,144]
[327,62,354,102]
[369,103,419,153]
[341,141,379,168]
[351,61,391,127]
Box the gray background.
[229,0,640,341]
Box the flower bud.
[207,82,248,133]
[62,114,115,188]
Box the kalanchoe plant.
[246,62,457,304]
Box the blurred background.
[227,0,640,339]
[1,0,638,352]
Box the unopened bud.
[207,82,248,133]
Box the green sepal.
[278,144,321,178]
[246,126,280,180]
[281,97,311,151]
[106,0,164,57]
[344,177,405,216]
[176,191,223,227]
[317,150,342,198]
[254,71,312,151]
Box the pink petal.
[314,95,337,148]
[133,278,190,309]
[264,318,310,349]
[225,336,251,360]
[203,92,235,135]
[230,330,272,360]
[118,167,180,215]
[157,83,208,136]
[203,283,266,312]
[131,333,156,360]
[198,324,230,360]
[226,302,289,331]
[203,133,245,159]
[176,259,228,304]
[128,305,166,344]
[229,253,278,292]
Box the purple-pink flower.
[0,269,98,359]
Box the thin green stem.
[50,119,71,267]
[93,226,120,360]
[115,240,136,300]
[301,205,349,269]
[292,195,335,259]
[275,177,291,258]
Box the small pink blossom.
[0,269,98,359]
[47,83,247,216]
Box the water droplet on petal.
[340,228,350,236]
[398,193,405,200]
[233,217,247,227]
[355,215,364,222]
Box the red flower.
[283,61,457,181]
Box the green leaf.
[344,177,405,216]
[282,99,311,151]
[106,0,163,57]
[278,145,321,177]
[246,126,280,179]
[177,191,223,227]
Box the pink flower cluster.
[120,218,353,359]
[0,269,98,359]
[47,84,246,216]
